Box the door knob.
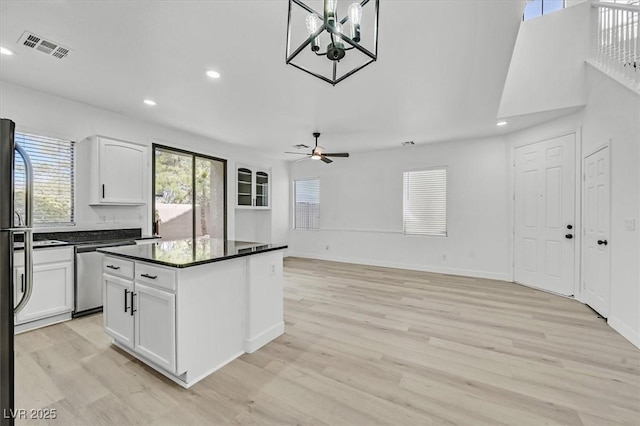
[566,224,573,230]
[565,234,573,239]
[597,239,608,246]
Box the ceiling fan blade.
[295,156,311,162]
[320,155,333,164]
[323,153,349,157]
[285,151,310,155]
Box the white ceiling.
[0,0,529,158]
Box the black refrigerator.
[0,118,34,425]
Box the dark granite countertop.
[97,238,288,268]
[13,228,158,251]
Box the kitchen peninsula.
[97,238,287,388]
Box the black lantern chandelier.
[286,0,379,86]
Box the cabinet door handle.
[130,292,136,316]
[124,289,129,312]
[102,184,105,199]
[140,273,157,279]
[106,265,120,270]
[20,273,24,293]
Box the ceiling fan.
[285,132,350,164]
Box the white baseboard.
[15,312,72,334]
[608,317,640,349]
[244,322,285,353]
[286,252,509,282]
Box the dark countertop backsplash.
[13,228,143,243]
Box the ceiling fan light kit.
[286,0,379,86]
[286,132,350,164]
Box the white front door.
[514,134,576,295]
[583,146,610,317]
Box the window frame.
[402,166,448,237]
[523,0,566,21]
[151,143,227,240]
[293,178,320,231]
[14,129,76,227]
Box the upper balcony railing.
[590,1,640,91]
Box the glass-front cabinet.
[237,167,253,207]
[255,172,269,207]
[236,165,270,209]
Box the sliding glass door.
[152,145,226,240]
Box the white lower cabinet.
[14,247,74,328]
[102,250,285,388]
[134,283,176,373]
[103,275,134,347]
[103,259,176,374]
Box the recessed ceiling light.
[206,70,221,79]
[0,46,15,56]
[143,99,157,106]
[496,121,508,127]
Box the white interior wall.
[0,80,289,243]
[498,2,590,119]
[582,66,640,347]
[288,137,511,281]
[508,67,640,347]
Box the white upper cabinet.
[79,136,147,205]
[236,164,270,209]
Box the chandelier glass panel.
[286,0,379,85]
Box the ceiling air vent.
[18,31,71,59]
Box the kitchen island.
[97,238,287,388]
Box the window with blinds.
[14,132,75,226]
[403,168,447,236]
[294,179,320,230]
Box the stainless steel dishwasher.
[74,240,136,317]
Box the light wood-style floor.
[14,257,640,425]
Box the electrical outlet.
[442,253,447,261]
[98,215,107,223]
[625,218,636,231]
[270,263,276,275]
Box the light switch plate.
[625,218,636,231]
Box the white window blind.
[294,179,319,230]
[403,168,447,236]
[14,132,75,226]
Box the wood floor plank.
[13,257,639,425]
